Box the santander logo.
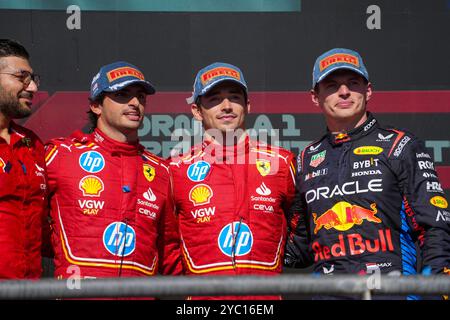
[256,182,271,196]
[143,188,157,202]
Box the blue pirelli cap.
[186,62,248,104]
[90,61,155,100]
[312,48,369,88]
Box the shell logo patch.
[79,175,104,197]
[189,184,213,206]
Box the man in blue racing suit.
[285,48,450,298]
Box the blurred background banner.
[1,0,449,198]
[0,0,302,12]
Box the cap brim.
[186,95,195,104]
[315,66,368,87]
[201,78,247,95]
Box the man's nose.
[221,98,233,110]
[25,79,38,93]
[337,84,350,96]
[128,95,140,106]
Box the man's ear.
[311,89,320,107]
[246,99,251,114]
[365,82,373,102]
[191,104,203,121]
[90,101,102,116]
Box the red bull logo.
[313,229,394,262]
[312,202,381,234]
[0,157,5,173]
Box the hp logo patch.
[187,161,211,182]
[218,222,253,257]
[103,222,136,257]
[79,151,105,173]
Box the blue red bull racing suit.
[285,113,450,286]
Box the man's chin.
[13,109,32,119]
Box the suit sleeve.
[41,142,60,258]
[284,153,313,268]
[283,152,297,215]
[157,172,183,275]
[396,137,450,274]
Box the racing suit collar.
[327,112,378,146]
[92,128,144,155]
[7,121,32,147]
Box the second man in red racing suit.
[170,62,296,299]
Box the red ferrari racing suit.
[0,122,47,279]
[170,137,296,299]
[45,129,181,279]
[286,113,450,281]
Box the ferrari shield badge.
[143,164,156,182]
[256,159,271,176]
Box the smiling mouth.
[218,115,236,121]
[19,97,33,107]
[124,112,141,120]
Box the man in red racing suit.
[45,61,181,283]
[170,62,296,299]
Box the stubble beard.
[0,88,32,119]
